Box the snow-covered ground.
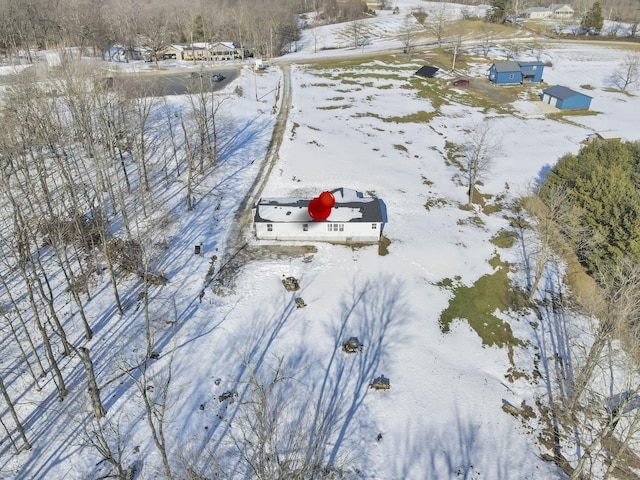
[2,1,640,479]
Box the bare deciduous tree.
[448,21,466,71]
[521,185,573,302]
[349,19,365,49]
[567,257,640,416]
[398,14,419,53]
[0,372,31,451]
[121,339,176,480]
[224,357,350,479]
[462,120,500,205]
[78,347,107,419]
[83,410,133,480]
[426,0,449,48]
[610,52,640,92]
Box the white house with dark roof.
[253,188,387,243]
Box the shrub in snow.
[370,375,390,390]
[343,337,363,353]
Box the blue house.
[541,85,592,110]
[518,61,545,82]
[488,61,545,84]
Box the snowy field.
[2,1,640,479]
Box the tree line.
[486,0,640,36]
[541,139,640,273]
[516,139,640,478]
[0,0,368,63]
[0,58,230,468]
[0,54,370,477]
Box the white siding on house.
[526,7,552,19]
[551,4,574,17]
[254,221,381,243]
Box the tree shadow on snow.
[312,274,410,470]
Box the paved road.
[108,66,239,96]
[0,63,239,96]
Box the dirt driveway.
[200,65,294,297]
[464,77,521,105]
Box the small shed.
[253,188,387,244]
[414,65,439,79]
[541,85,592,110]
[588,131,622,143]
[488,61,544,84]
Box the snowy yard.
[2,1,640,479]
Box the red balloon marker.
[319,191,335,208]
[308,191,335,221]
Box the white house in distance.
[549,3,574,17]
[253,188,387,243]
[525,4,574,19]
[525,7,553,19]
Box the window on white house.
[327,223,344,232]
[372,223,377,229]
[267,224,273,231]
[303,224,308,231]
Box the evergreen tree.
[486,0,508,23]
[581,1,604,33]
[542,140,640,271]
[193,14,206,42]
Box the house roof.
[492,61,521,73]
[161,42,239,52]
[526,7,551,12]
[492,61,545,73]
[543,85,592,100]
[518,61,545,67]
[414,65,439,78]
[550,3,574,11]
[215,41,238,49]
[593,131,622,140]
[254,188,387,223]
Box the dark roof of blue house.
[493,61,521,72]
[543,85,592,100]
[491,60,544,73]
[518,61,545,67]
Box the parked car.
[452,79,470,86]
[211,73,225,82]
